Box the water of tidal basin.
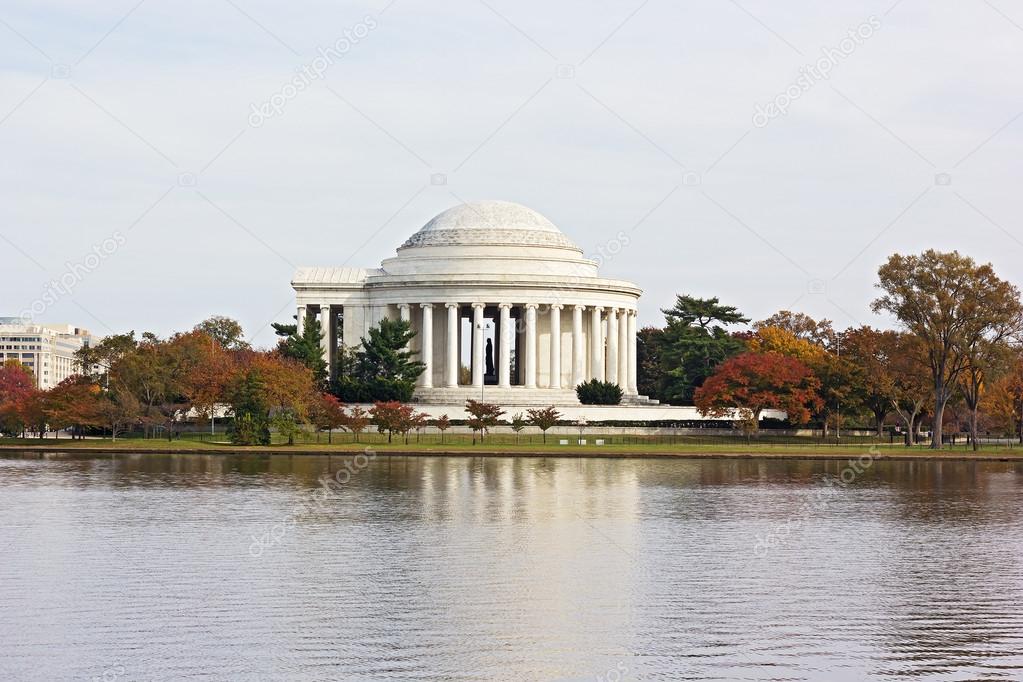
[1,453,1022,681]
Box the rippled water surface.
[1,452,1022,681]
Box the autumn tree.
[224,351,315,445]
[309,393,346,444]
[510,412,527,443]
[748,326,824,361]
[433,414,451,444]
[694,352,822,427]
[194,316,250,351]
[74,332,137,383]
[526,406,562,443]
[408,410,429,444]
[99,386,141,441]
[344,405,370,443]
[755,311,836,347]
[959,338,1017,450]
[749,325,862,437]
[16,391,48,438]
[985,352,1023,443]
[370,400,413,443]
[873,250,1023,448]
[0,361,39,437]
[888,333,931,446]
[464,399,504,444]
[44,376,105,439]
[841,327,900,437]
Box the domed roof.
[399,200,580,250]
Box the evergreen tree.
[658,295,749,405]
[335,318,425,402]
[273,315,328,386]
[227,369,271,445]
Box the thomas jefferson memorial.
[293,200,692,418]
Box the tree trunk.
[931,391,945,449]
[906,410,921,446]
[328,429,332,444]
[970,408,979,452]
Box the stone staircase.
[413,386,659,407]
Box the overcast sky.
[2,0,1022,345]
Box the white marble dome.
[400,200,580,251]
[294,198,644,405]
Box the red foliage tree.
[44,377,105,439]
[309,393,346,444]
[0,361,39,436]
[343,405,370,443]
[370,401,412,443]
[464,399,504,444]
[433,414,451,444]
[693,351,822,427]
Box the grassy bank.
[2,436,1022,460]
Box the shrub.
[230,413,270,445]
[576,379,623,405]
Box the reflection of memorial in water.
[3,453,1022,679]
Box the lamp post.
[835,332,841,441]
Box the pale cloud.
[1,0,1021,343]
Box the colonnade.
[302,302,639,396]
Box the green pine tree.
[658,295,749,405]
[273,315,328,386]
[335,318,425,402]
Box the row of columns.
[429,303,637,394]
[301,302,639,395]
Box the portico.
[292,200,646,406]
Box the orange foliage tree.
[694,351,822,428]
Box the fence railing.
[117,430,920,448]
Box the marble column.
[549,304,562,389]
[606,308,619,385]
[572,305,584,386]
[524,304,538,389]
[398,303,411,354]
[627,309,638,394]
[590,306,604,382]
[319,303,332,378]
[499,303,512,388]
[618,308,629,391]
[297,305,307,328]
[471,303,485,388]
[420,304,433,388]
[445,303,459,388]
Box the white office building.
[0,319,96,390]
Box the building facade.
[0,319,94,390]
[292,201,652,407]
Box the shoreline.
[2,444,1022,462]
